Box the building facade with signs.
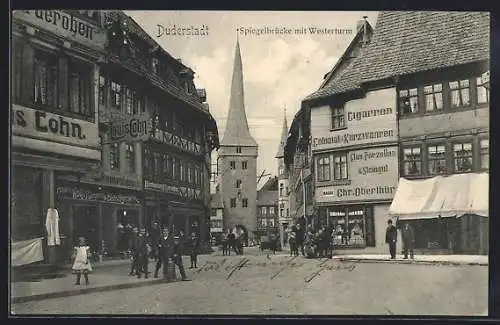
[303,19,397,251]
[11,10,107,262]
[256,177,279,239]
[362,12,489,254]
[218,40,258,241]
[11,10,219,263]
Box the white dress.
[72,246,93,274]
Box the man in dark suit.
[135,228,150,279]
[149,221,161,261]
[172,235,189,281]
[401,222,415,259]
[154,228,173,279]
[128,227,139,276]
[385,220,398,259]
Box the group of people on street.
[221,230,244,256]
[116,221,201,281]
[288,224,333,259]
[385,218,415,260]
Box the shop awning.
[389,173,489,220]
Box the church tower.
[276,108,290,248]
[218,39,258,239]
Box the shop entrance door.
[73,205,99,253]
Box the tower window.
[242,198,248,208]
[230,161,236,169]
[236,180,242,188]
[230,198,237,208]
[242,161,248,169]
[236,147,242,153]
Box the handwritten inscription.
[196,258,355,283]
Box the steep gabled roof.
[359,11,490,83]
[304,21,373,101]
[221,40,258,147]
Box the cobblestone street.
[11,250,488,316]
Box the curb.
[12,278,166,304]
[336,257,488,267]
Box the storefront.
[55,177,143,260]
[389,173,489,255]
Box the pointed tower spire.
[275,106,288,158]
[221,39,258,147]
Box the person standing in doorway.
[385,220,398,259]
[401,222,415,259]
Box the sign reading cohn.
[108,112,153,143]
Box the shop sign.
[11,104,99,148]
[311,88,398,151]
[107,112,153,143]
[13,10,107,51]
[144,180,201,200]
[151,129,202,156]
[315,146,399,203]
[56,186,140,204]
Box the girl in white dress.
[72,237,93,285]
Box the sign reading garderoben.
[11,104,99,148]
[107,112,153,143]
[315,146,399,203]
[144,180,201,200]
[12,10,107,51]
[311,88,398,150]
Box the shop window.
[110,81,122,109]
[230,161,236,170]
[236,179,242,188]
[230,198,237,208]
[110,143,120,170]
[331,106,345,129]
[125,143,135,173]
[261,207,267,215]
[330,207,374,247]
[476,76,490,104]
[399,88,419,115]
[402,146,422,176]
[428,144,447,175]
[242,198,248,208]
[242,161,248,170]
[317,156,331,182]
[236,147,242,153]
[333,154,348,180]
[269,207,275,215]
[68,60,92,116]
[449,79,471,108]
[98,75,107,105]
[480,139,489,170]
[424,83,443,112]
[34,50,58,108]
[453,143,473,173]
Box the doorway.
[73,205,99,252]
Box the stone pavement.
[10,248,488,304]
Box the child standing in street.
[72,237,93,285]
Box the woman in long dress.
[72,237,93,285]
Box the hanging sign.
[106,111,153,143]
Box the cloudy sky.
[126,11,378,189]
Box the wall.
[399,107,489,138]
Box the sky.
[125,11,378,189]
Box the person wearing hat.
[134,228,150,279]
[149,221,161,261]
[154,227,174,279]
[171,235,189,281]
[72,237,92,285]
[128,227,139,276]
